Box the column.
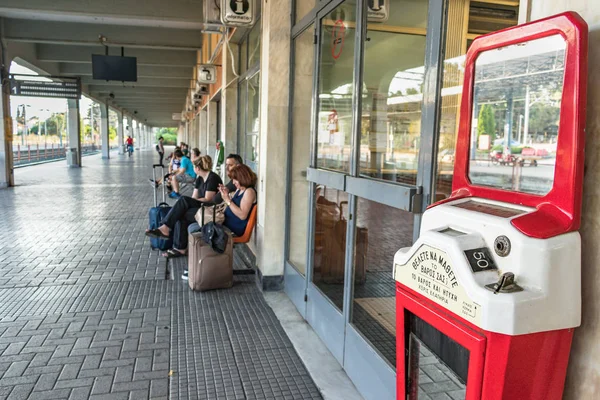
[100,103,109,159]
[66,99,82,167]
[135,120,140,149]
[255,0,292,290]
[199,109,208,156]
[0,63,13,188]
[126,115,133,145]
[207,102,218,163]
[222,40,238,159]
[117,110,124,154]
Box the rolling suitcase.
[149,164,173,250]
[188,205,233,292]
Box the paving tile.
[0,152,323,400]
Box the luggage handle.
[199,204,217,226]
[152,164,166,206]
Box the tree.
[527,103,560,135]
[156,127,178,145]
[477,104,496,141]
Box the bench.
[233,205,257,244]
[232,205,257,275]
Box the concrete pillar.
[207,102,218,163]
[117,111,124,154]
[100,103,109,159]
[255,0,292,290]
[199,109,208,156]
[0,63,13,188]
[223,41,239,159]
[126,115,133,145]
[66,99,82,167]
[135,121,140,149]
[185,120,190,145]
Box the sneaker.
[181,270,188,280]
[169,192,180,199]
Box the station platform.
[0,151,323,399]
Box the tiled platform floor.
[0,150,321,400]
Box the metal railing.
[12,144,114,167]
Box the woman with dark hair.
[217,164,257,237]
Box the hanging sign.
[394,244,483,326]
[197,65,217,84]
[221,0,256,27]
[9,75,81,99]
[368,0,389,23]
[331,20,346,60]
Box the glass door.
[285,0,520,399]
[305,0,358,364]
[285,23,317,316]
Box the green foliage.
[491,144,524,154]
[528,103,560,134]
[477,104,496,141]
[156,127,178,145]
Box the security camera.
[109,93,115,99]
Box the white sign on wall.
[221,0,256,27]
[197,65,217,84]
[367,0,389,22]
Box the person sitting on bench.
[217,164,257,237]
[212,153,243,205]
[169,150,196,199]
[145,155,223,257]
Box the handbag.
[195,203,226,226]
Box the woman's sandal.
[164,249,186,258]
[145,229,169,240]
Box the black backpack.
[201,222,229,254]
[155,144,160,152]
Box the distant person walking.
[156,136,165,166]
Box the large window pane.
[312,187,350,311]
[469,36,565,195]
[435,1,520,200]
[316,0,356,172]
[248,22,261,68]
[238,81,247,159]
[240,39,248,75]
[245,73,260,171]
[359,0,428,185]
[288,26,315,275]
[350,197,414,367]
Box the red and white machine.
[394,12,587,400]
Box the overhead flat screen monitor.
[92,54,137,82]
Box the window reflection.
[469,35,566,195]
[351,197,414,367]
[359,0,428,185]
[287,27,315,275]
[316,1,356,172]
[435,1,520,201]
[312,187,350,311]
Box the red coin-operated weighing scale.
[393,12,588,400]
